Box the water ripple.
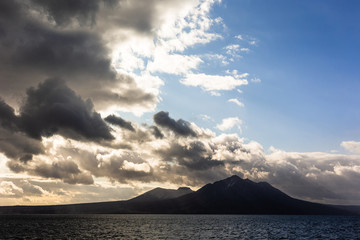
[0,214,359,239]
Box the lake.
[0,214,359,239]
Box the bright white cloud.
[228,98,244,107]
[147,51,202,75]
[216,117,243,132]
[341,141,360,154]
[226,70,249,79]
[210,91,221,96]
[203,54,229,65]
[109,0,226,114]
[122,160,151,173]
[113,0,223,74]
[181,73,248,91]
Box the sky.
[1,0,360,206]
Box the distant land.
[1,176,359,215]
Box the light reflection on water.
[0,214,359,239]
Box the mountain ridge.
[128,186,193,202]
[0,175,358,215]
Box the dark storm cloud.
[0,99,18,130]
[0,0,158,111]
[18,78,113,141]
[34,160,94,184]
[101,0,193,34]
[0,127,44,162]
[31,0,119,27]
[0,78,114,158]
[0,78,117,165]
[109,1,154,33]
[150,126,164,139]
[0,0,114,79]
[12,25,115,81]
[0,0,21,22]
[153,111,197,137]
[0,98,44,161]
[155,141,224,171]
[31,0,99,26]
[105,114,135,132]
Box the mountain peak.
[214,175,251,188]
[223,175,244,188]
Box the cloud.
[0,0,229,119]
[0,78,126,175]
[225,44,240,55]
[224,44,249,57]
[0,181,23,198]
[153,111,197,137]
[147,51,203,75]
[199,114,212,121]
[251,77,261,83]
[341,141,360,154]
[149,126,164,139]
[0,127,44,163]
[216,117,243,132]
[75,149,156,183]
[228,98,245,107]
[105,114,135,132]
[20,180,46,196]
[181,73,248,91]
[1,109,360,204]
[33,160,94,185]
[31,0,102,27]
[0,177,139,205]
[18,78,113,141]
[203,54,229,66]
[155,141,224,171]
[122,160,151,173]
[0,99,44,162]
[0,99,18,130]
[235,35,243,40]
[0,0,159,114]
[0,2,114,87]
[112,0,224,97]
[265,147,360,203]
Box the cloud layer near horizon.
[1,80,360,204]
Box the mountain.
[156,175,350,214]
[0,175,357,215]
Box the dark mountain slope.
[159,175,349,214]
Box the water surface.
[1,214,359,239]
